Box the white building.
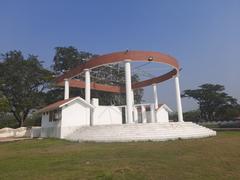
[40,96,173,139]
[38,50,216,142]
[40,96,125,138]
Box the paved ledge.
[213,128,240,131]
[0,137,30,142]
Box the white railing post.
[152,84,159,109]
[84,69,91,103]
[150,104,156,123]
[64,79,69,100]
[141,105,147,123]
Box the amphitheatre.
[37,50,216,141]
[0,50,217,141]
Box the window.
[49,109,62,122]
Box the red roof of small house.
[39,96,95,113]
[38,97,76,113]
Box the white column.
[141,105,147,123]
[64,79,69,100]
[125,60,133,124]
[84,69,91,103]
[131,90,134,105]
[150,104,156,123]
[175,76,184,122]
[152,84,159,109]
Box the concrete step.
[65,122,216,142]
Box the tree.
[0,50,53,127]
[45,47,96,104]
[51,47,143,105]
[182,84,238,121]
[53,46,95,74]
[0,92,10,113]
[216,104,240,121]
[183,110,201,122]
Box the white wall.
[156,108,169,123]
[144,108,169,123]
[0,127,31,138]
[145,112,152,123]
[93,106,122,125]
[41,112,61,138]
[41,113,61,128]
[61,101,90,127]
[61,101,91,138]
[31,127,41,138]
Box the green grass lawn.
[0,132,240,180]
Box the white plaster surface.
[61,101,91,127]
[31,127,41,138]
[92,106,122,125]
[156,108,169,123]
[41,113,61,138]
[0,127,31,138]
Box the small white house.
[40,97,94,138]
[39,96,123,138]
[142,104,173,123]
[155,104,173,123]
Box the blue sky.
[0,0,239,111]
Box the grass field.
[0,131,240,180]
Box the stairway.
[65,122,216,142]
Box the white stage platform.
[65,122,216,142]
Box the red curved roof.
[55,50,180,93]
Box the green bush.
[23,113,41,127]
[0,113,18,128]
[0,112,41,128]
